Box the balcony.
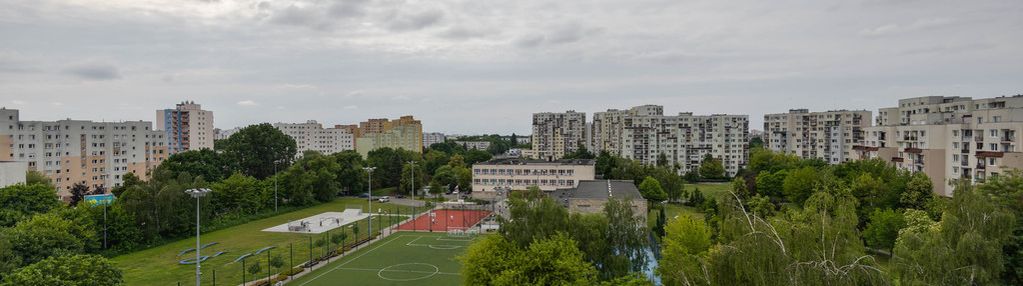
[976,151,1005,158]
[977,163,987,170]
[891,157,904,163]
[904,147,923,154]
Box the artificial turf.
[111,198,424,286]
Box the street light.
[407,161,417,198]
[274,161,278,213]
[363,167,376,237]
[185,188,212,286]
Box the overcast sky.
[1,0,1020,134]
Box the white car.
[377,196,390,203]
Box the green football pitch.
[290,232,475,286]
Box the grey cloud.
[386,9,444,31]
[329,0,370,18]
[63,62,121,80]
[513,23,601,48]
[859,18,955,37]
[438,26,489,40]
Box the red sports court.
[396,209,491,232]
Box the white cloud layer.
[0,0,1021,134]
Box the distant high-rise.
[423,132,446,148]
[857,95,1023,196]
[0,108,167,200]
[355,116,423,157]
[763,109,871,164]
[531,111,587,161]
[274,120,355,156]
[156,101,214,153]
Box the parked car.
[378,196,390,203]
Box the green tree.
[638,176,668,202]
[24,171,51,188]
[270,255,285,270]
[460,234,597,285]
[2,254,122,286]
[977,170,1023,284]
[749,136,764,150]
[0,183,60,227]
[216,123,297,179]
[366,147,420,188]
[731,177,749,198]
[698,154,726,179]
[248,261,262,276]
[332,150,367,195]
[755,170,786,199]
[600,199,648,279]
[68,183,92,207]
[862,208,905,253]
[157,149,232,182]
[5,212,89,266]
[783,167,818,204]
[900,173,933,210]
[658,213,712,286]
[893,185,1014,285]
[562,143,595,160]
[211,173,269,215]
[280,151,341,205]
[747,194,775,218]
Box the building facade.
[1,108,168,199]
[355,116,423,157]
[590,105,749,176]
[423,132,446,148]
[764,109,871,164]
[156,101,214,153]
[857,95,1023,196]
[0,161,27,187]
[274,120,355,156]
[471,158,596,199]
[214,127,241,141]
[530,111,586,161]
[455,141,491,151]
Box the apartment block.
[355,116,423,157]
[530,111,586,161]
[274,120,354,156]
[455,141,491,151]
[764,109,871,164]
[423,132,446,148]
[1,108,168,199]
[214,127,241,141]
[156,101,214,153]
[589,105,749,176]
[857,95,1023,196]
[470,158,596,199]
[0,161,27,187]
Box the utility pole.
[363,167,376,236]
[185,188,212,286]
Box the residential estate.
[156,101,214,154]
[0,108,168,199]
[764,109,872,164]
[273,120,355,156]
[470,158,596,199]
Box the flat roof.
[551,180,643,200]
[474,158,595,166]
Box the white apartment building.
[0,161,27,187]
[857,95,1023,196]
[590,105,749,177]
[215,127,241,141]
[764,109,871,164]
[274,120,354,156]
[471,158,596,199]
[531,111,586,161]
[423,132,446,148]
[156,101,214,153]
[0,108,168,199]
[456,141,491,151]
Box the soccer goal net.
[446,226,479,238]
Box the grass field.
[111,198,425,286]
[648,182,733,230]
[290,232,473,286]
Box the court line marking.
[338,267,460,276]
[297,234,459,286]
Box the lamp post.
[274,161,278,213]
[407,161,417,198]
[185,188,212,286]
[363,167,376,237]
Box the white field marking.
[377,263,439,281]
[405,236,469,249]
[298,234,409,286]
[336,267,460,276]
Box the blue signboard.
[85,194,115,207]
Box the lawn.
[290,232,474,286]
[648,183,733,230]
[111,198,424,286]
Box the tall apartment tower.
[273,120,355,156]
[588,105,748,176]
[156,101,214,153]
[0,108,168,200]
[531,111,587,161]
[763,109,871,164]
[857,95,1023,197]
[355,116,423,157]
